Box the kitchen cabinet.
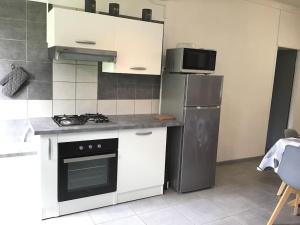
[47,8,116,51]
[117,128,167,194]
[48,7,163,75]
[102,18,164,75]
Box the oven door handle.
[64,153,116,163]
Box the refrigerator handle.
[196,106,220,109]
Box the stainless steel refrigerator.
[161,73,223,193]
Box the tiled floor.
[1,156,300,225]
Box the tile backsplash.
[0,1,161,120]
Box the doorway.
[266,48,298,152]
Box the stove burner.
[53,114,110,127]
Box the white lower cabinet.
[117,128,167,200]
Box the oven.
[58,138,118,202]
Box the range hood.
[48,46,117,62]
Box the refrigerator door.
[185,75,223,107]
[179,106,220,192]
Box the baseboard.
[216,155,263,166]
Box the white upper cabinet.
[48,7,164,75]
[47,8,116,51]
[103,18,164,75]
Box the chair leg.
[293,194,300,216]
[267,186,293,225]
[277,182,287,196]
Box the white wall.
[278,11,300,49]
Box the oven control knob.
[88,145,93,150]
[79,146,84,151]
[97,144,102,149]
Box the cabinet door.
[117,128,167,193]
[103,19,163,75]
[48,8,116,51]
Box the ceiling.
[273,0,300,7]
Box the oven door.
[58,153,117,202]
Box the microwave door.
[185,75,223,107]
[182,48,216,72]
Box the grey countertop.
[29,114,183,135]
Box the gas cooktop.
[53,113,110,127]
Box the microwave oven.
[165,48,217,74]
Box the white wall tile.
[53,100,75,115]
[0,100,27,120]
[117,100,135,115]
[76,100,97,114]
[98,100,117,115]
[28,100,52,118]
[53,82,75,100]
[53,63,76,82]
[151,99,160,114]
[76,65,98,82]
[134,100,152,114]
[76,83,97,100]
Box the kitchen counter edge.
[29,115,183,136]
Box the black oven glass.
[58,138,118,202]
[67,158,109,191]
[183,48,216,71]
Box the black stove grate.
[52,113,109,127]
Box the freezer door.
[180,107,220,192]
[185,75,223,107]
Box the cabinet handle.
[136,131,153,136]
[75,40,96,45]
[130,67,147,71]
[48,138,52,161]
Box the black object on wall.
[266,49,298,152]
[142,9,152,21]
[109,3,119,16]
[85,0,96,13]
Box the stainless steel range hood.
[48,46,117,62]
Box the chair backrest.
[284,129,299,138]
[278,145,300,190]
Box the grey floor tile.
[128,196,170,214]
[174,198,228,224]
[100,216,146,225]
[139,207,194,225]
[42,212,94,225]
[230,208,271,225]
[88,203,135,224]
[203,192,256,216]
[205,217,243,225]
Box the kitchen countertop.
[29,114,183,135]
